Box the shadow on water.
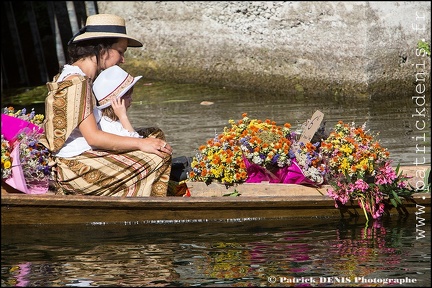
[2,79,431,166]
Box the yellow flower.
[3,160,11,169]
[340,158,350,174]
[340,144,352,155]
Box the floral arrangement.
[1,107,51,193]
[319,121,418,221]
[189,113,332,186]
[189,116,425,221]
[293,141,326,185]
[14,130,52,181]
[189,113,294,184]
[2,106,45,125]
[238,114,293,169]
[189,130,248,184]
[1,134,12,179]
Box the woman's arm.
[79,113,172,157]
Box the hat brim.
[96,76,142,109]
[72,32,143,47]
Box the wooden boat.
[1,166,430,225]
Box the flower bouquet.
[236,113,295,183]
[293,141,326,185]
[319,121,420,220]
[188,115,250,185]
[189,113,323,186]
[1,107,51,194]
[2,110,44,141]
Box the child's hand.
[111,97,128,119]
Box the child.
[93,65,143,138]
[93,65,191,191]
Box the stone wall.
[97,1,431,98]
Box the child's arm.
[111,97,135,133]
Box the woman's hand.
[80,113,172,157]
[138,137,173,157]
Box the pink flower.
[375,162,397,185]
[354,179,369,192]
[372,202,385,219]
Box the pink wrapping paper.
[2,113,48,194]
[244,158,316,186]
[1,114,43,142]
[4,139,48,194]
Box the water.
[1,215,430,287]
[124,80,431,166]
[1,80,431,286]
[2,79,431,165]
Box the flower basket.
[4,141,48,194]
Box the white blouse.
[95,109,142,139]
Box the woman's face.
[103,38,128,69]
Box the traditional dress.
[39,66,171,197]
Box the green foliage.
[379,163,430,210]
[417,39,431,57]
[2,86,47,115]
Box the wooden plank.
[188,182,327,197]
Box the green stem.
[359,198,369,224]
[360,198,370,238]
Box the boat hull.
[2,165,430,225]
[2,188,430,225]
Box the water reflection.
[2,216,430,287]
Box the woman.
[39,14,172,197]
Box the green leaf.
[423,167,431,190]
[395,163,401,175]
[391,190,402,205]
[223,190,241,197]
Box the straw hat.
[93,65,142,109]
[69,14,143,47]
